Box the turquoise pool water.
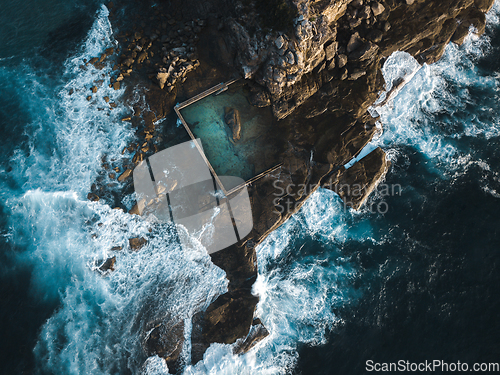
[180,84,280,182]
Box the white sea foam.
[360,3,500,183]
[5,6,223,374]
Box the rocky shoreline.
[82,0,494,371]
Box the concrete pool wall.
[175,80,282,195]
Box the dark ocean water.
[0,1,499,375]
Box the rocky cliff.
[85,0,495,371]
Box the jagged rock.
[233,320,269,355]
[336,54,348,68]
[451,24,470,45]
[250,89,271,107]
[98,0,498,365]
[349,17,362,28]
[157,72,168,89]
[129,204,140,215]
[275,35,286,49]
[122,57,134,67]
[129,237,147,250]
[201,290,259,345]
[324,147,389,209]
[225,107,242,141]
[349,42,379,61]
[145,321,184,362]
[113,82,121,90]
[325,42,338,61]
[371,2,385,16]
[347,32,363,53]
[98,256,116,273]
[327,58,336,70]
[358,5,371,19]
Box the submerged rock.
[224,107,242,141]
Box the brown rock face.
[145,321,184,362]
[201,290,259,344]
[325,147,390,209]
[103,0,495,366]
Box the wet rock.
[110,245,122,251]
[233,321,269,355]
[325,147,389,209]
[225,107,242,141]
[129,237,147,250]
[98,256,116,273]
[451,24,470,45]
[201,290,259,345]
[145,321,184,362]
[129,204,140,215]
[86,95,92,101]
[113,82,121,90]
[117,168,133,182]
[87,193,99,202]
[91,86,98,93]
[103,96,110,103]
